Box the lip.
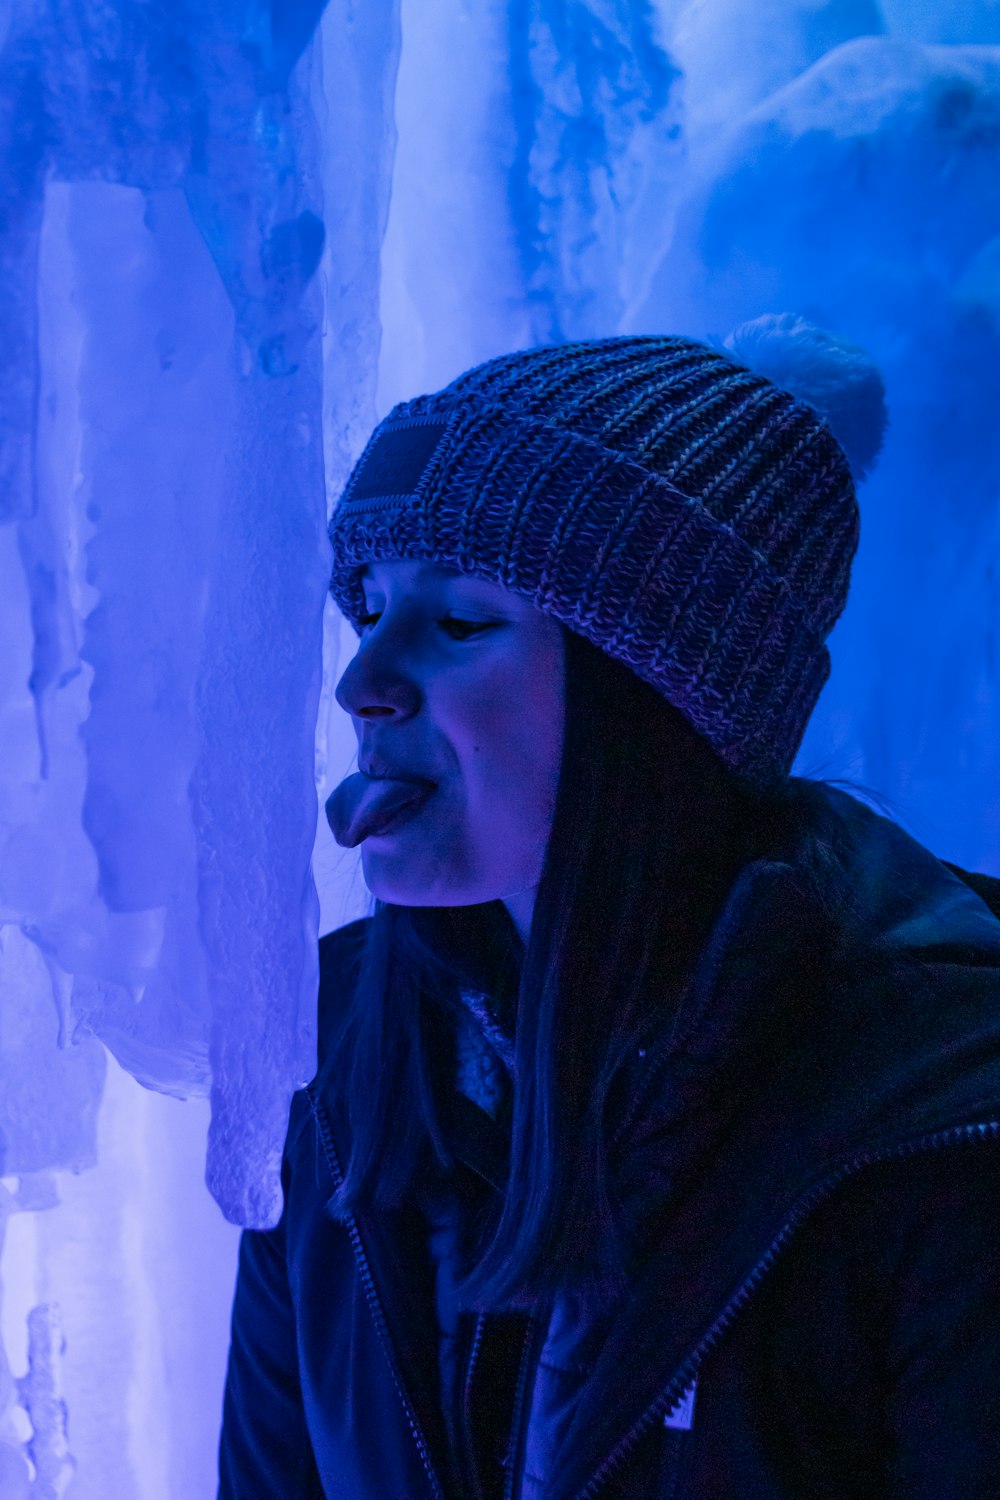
[365,783,436,838]
[359,758,436,786]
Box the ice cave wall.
[1,1,998,1494]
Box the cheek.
[457,645,563,803]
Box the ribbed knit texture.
[328,336,861,789]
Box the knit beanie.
[327,316,887,791]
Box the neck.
[501,888,535,946]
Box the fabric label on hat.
[345,420,449,503]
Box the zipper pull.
[663,1378,697,1432]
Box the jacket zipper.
[304,1083,448,1500]
[503,1315,542,1500]
[570,1119,1000,1500]
[303,1083,998,1500]
[462,1313,487,1500]
[461,1295,540,1500]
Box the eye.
[357,610,494,641]
[439,617,495,641]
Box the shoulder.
[760,1143,1000,1342]
[779,1146,1000,1314]
[725,1142,1000,1477]
[318,916,371,1013]
[285,918,373,1149]
[273,920,371,1163]
[319,914,372,979]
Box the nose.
[334,630,421,721]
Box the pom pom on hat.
[718,313,889,482]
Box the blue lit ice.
[0,1,997,1491]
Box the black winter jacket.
[218,785,1000,1499]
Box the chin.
[361,866,495,911]
[361,861,445,908]
[361,839,517,910]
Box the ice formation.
[633,33,1000,856]
[0,0,997,1493]
[1,1,338,1491]
[1,0,334,1214]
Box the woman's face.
[329,560,565,941]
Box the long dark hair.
[323,625,859,1312]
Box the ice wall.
[0,0,348,1491]
[662,0,887,139]
[632,24,1000,864]
[1,0,332,1208]
[1,0,998,1494]
[375,0,682,407]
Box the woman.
[218,327,1000,1499]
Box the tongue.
[327,772,434,848]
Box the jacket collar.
[437,783,1000,1500]
[315,784,1000,1500]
